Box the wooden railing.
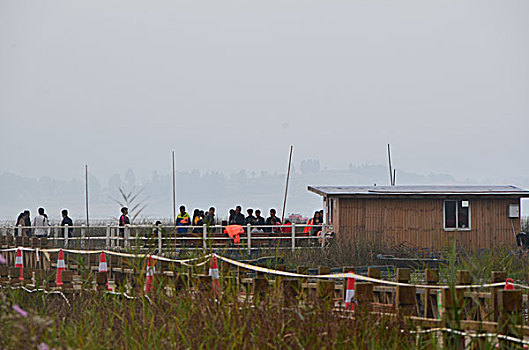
[0,223,333,252]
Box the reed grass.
[1,240,527,349]
[1,278,412,349]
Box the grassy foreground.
[1,239,527,349]
[1,283,413,349]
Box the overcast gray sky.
[1,0,528,184]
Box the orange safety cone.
[345,271,355,310]
[56,249,66,286]
[15,248,23,282]
[505,278,514,290]
[144,255,154,294]
[98,252,111,291]
[209,255,220,298]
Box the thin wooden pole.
[281,145,293,223]
[85,165,89,227]
[387,144,394,186]
[172,150,176,226]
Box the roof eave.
[307,186,327,197]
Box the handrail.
[0,223,333,252]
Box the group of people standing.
[171,205,324,235]
[15,208,74,237]
[14,205,324,238]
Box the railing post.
[202,224,207,250]
[158,225,163,253]
[64,225,69,248]
[81,224,86,249]
[125,225,130,249]
[321,223,326,247]
[111,227,116,248]
[2,225,6,236]
[291,223,296,252]
[247,224,251,253]
[17,226,22,237]
[106,224,111,249]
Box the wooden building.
[308,185,529,250]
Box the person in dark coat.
[311,211,323,236]
[230,206,245,226]
[245,209,256,225]
[254,210,265,226]
[15,210,31,237]
[60,209,74,238]
[265,208,282,233]
[192,209,204,233]
[204,207,216,226]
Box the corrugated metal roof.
[308,185,529,196]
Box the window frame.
[443,199,471,231]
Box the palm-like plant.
[111,186,148,222]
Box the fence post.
[125,225,130,249]
[157,225,162,253]
[2,225,6,237]
[396,285,417,316]
[491,271,507,322]
[111,227,116,248]
[424,269,439,318]
[105,224,110,249]
[355,282,374,312]
[247,224,251,253]
[320,223,326,247]
[64,225,69,248]
[368,267,381,302]
[17,226,22,237]
[291,223,296,252]
[498,289,523,348]
[81,224,86,249]
[202,224,207,250]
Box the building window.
[444,200,471,230]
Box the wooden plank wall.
[336,197,521,250]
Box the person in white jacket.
[33,207,49,237]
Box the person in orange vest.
[303,216,314,235]
[177,205,190,234]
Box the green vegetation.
[1,239,528,349]
[1,277,410,349]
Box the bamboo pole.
[281,145,293,223]
[85,165,90,227]
[172,150,176,227]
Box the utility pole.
[172,150,176,226]
[281,145,294,223]
[387,144,394,186]
[85,164,90,226]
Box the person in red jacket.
[119,207,130,237]
[281,220,292,234]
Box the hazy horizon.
[1,161,528,222]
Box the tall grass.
[1,276,411,349]
[2,242,528,349]
[281,235,384,268]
